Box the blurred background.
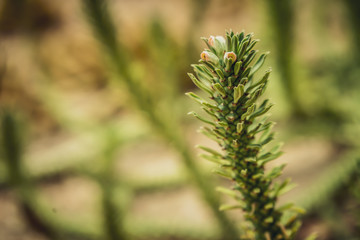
[0,0,360,239]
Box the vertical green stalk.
[146,18,180,111]
[82,0,239,238]
[100,128,127,240]
[1,111,59,239]
[187,31,303,239]
[344,0,360,63]
[265,0,305,117]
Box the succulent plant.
[187,30,303,240]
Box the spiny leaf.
[213,83,227,97]
[243,50,258,68]
[216,186,238,198]
[215,68,224,79]
[226,34,232,52]
[257,151,283,166]
[234,61,242,76]
[277,203,294,212]
[219,204,244,211]
[188,111,215,126]
[233,84,245,104]
[196,145,223,157]
[241,104,255,120]
[185,92,205,105]
[259,132,274,146]
[237,122,244,133]
[198,127,222,144]
[266,163,286,179]
[246,39,260,53]
[279,182,297,196]
[250,104,273,119]
[213,169,233,179]
[249,52,269,78]
[187,73,213,95]
[247,68,272,91]
[200,154,229,165]
[238,39,250,59]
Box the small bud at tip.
[224,51,237,62]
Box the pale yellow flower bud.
[224,51,237,62]
[200,51,219,64]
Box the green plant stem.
[100,128,128,240]
[1,111,60,240]
[82,0,239,238]
[344,0,360,63]
[265,0,305,118]
[101,182,127,240]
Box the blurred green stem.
[82,0,239,238]
[344,0,360,63]
[100,127,128,240]
[1,111,60,240]
[265,0,305,118]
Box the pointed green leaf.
[260,132,274,146]
[216,186,238,198]
[187,73,213,95]
[213,83,227,97]
[278,182,297,196]
[185,92,205,104]
[198,127,222,144]
[249,52,269,78]
[215,68,224,79]
[233,84,244,104]
[196,145,223,157]
[266,163,286,179]
[257,151,283,166]
[270,142,283,153]
[236,122,243,133]
[247,68,272,91]
[202,107,217,119]
[238,39,249,59]
[277,203,294,212]
[213,169,233,179]
[234,61,242,76]
[226,35,232,51]
[241,104,255,120]
[250,104,273,119]
[246,39,259,53]
[305,233,318,240]
[200,154,229,165]
[243,50,258,68]
[188,111,216,126]
[219,204,243,211]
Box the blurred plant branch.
[82,0,239,238]
[0,111,61,239]
[265,0,306,118]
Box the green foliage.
[82,1,239,239]
[1,111,23,184]
[188,31,303,239]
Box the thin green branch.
[1,110,60,240]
